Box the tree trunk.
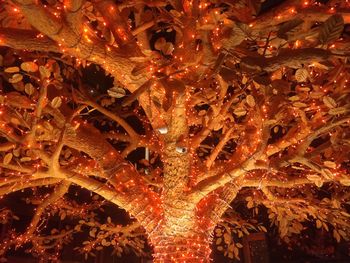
[149,93,215,262]
[151,231,212,263]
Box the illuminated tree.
[0,0,350,262]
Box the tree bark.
[150,230,212,263]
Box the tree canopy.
[0,0,350,262]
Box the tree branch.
[0,177,62,196]
[242,176,321,188]
[92,0,141,54]
[62,124,162,232]
[241,48,331,73]
[13,0,150,90]
[251,1,350,31]
[265,116,350,157]
[0,27,60,53]
[60,168,161,233]
[63,0,85,35]
[26,182,70,236]
[191,115,270,200]
[205,126,234,169]
[78,96,139,139]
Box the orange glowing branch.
[0,28,61,53]
[92,0,142,55]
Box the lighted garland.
[0,0,349,262]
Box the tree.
[0,0,350,262]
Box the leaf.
[223,233,231,244]
[43,122,53,131]
[316,219,322,229]
[234,107,247,117]
[51,228,59,234]
[260,226,267,232]
[338,229,347,238]
[107,87,126,99]
[329,107,347,115]
[312,61,330,70]
[9,74,23,84]
[89,229,96,237]
[295,68,309,82]
[219,67,235,82]
[39,65,51,79]
[3,153,13,165]
[341,211,350,217]
[340,179,350,186]
[198,110,206,116]
[247,201,254,209]
[4,66,19,73]
[324,161,336,169]
[323,222,329,231]
[162,42,174,55]
[271,68,283,80]
[277,19,304,40]
[10,118,20,126]
[323,96,337,108]
[20,157,31,162]
[24,83,35,95]
[51,97,62,108]
[253,75,270,85]
[216,238,222,245]
[21,62,38,72]
[233,246,239,257]
[221,22,249,49]
[293,102,307,108]
[6,92,33,109]
[319,14,344,44]
[12,148,19,158]
[315,180,323,188]
[215,228,222,236]
[297,86,310,92]
[96,246,103,251]
[307,174,322,182]
[161,78,186,94]
[212,53,227,75]
[246,95,255,107]
[101,239,111,246]
[60,211,66,220]
[122,80,152,106]
[333,229,341,242]
[289,95,300,101]
[154,37,167,51]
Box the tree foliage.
[0,0,350,262]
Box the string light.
[0,0,349,262]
